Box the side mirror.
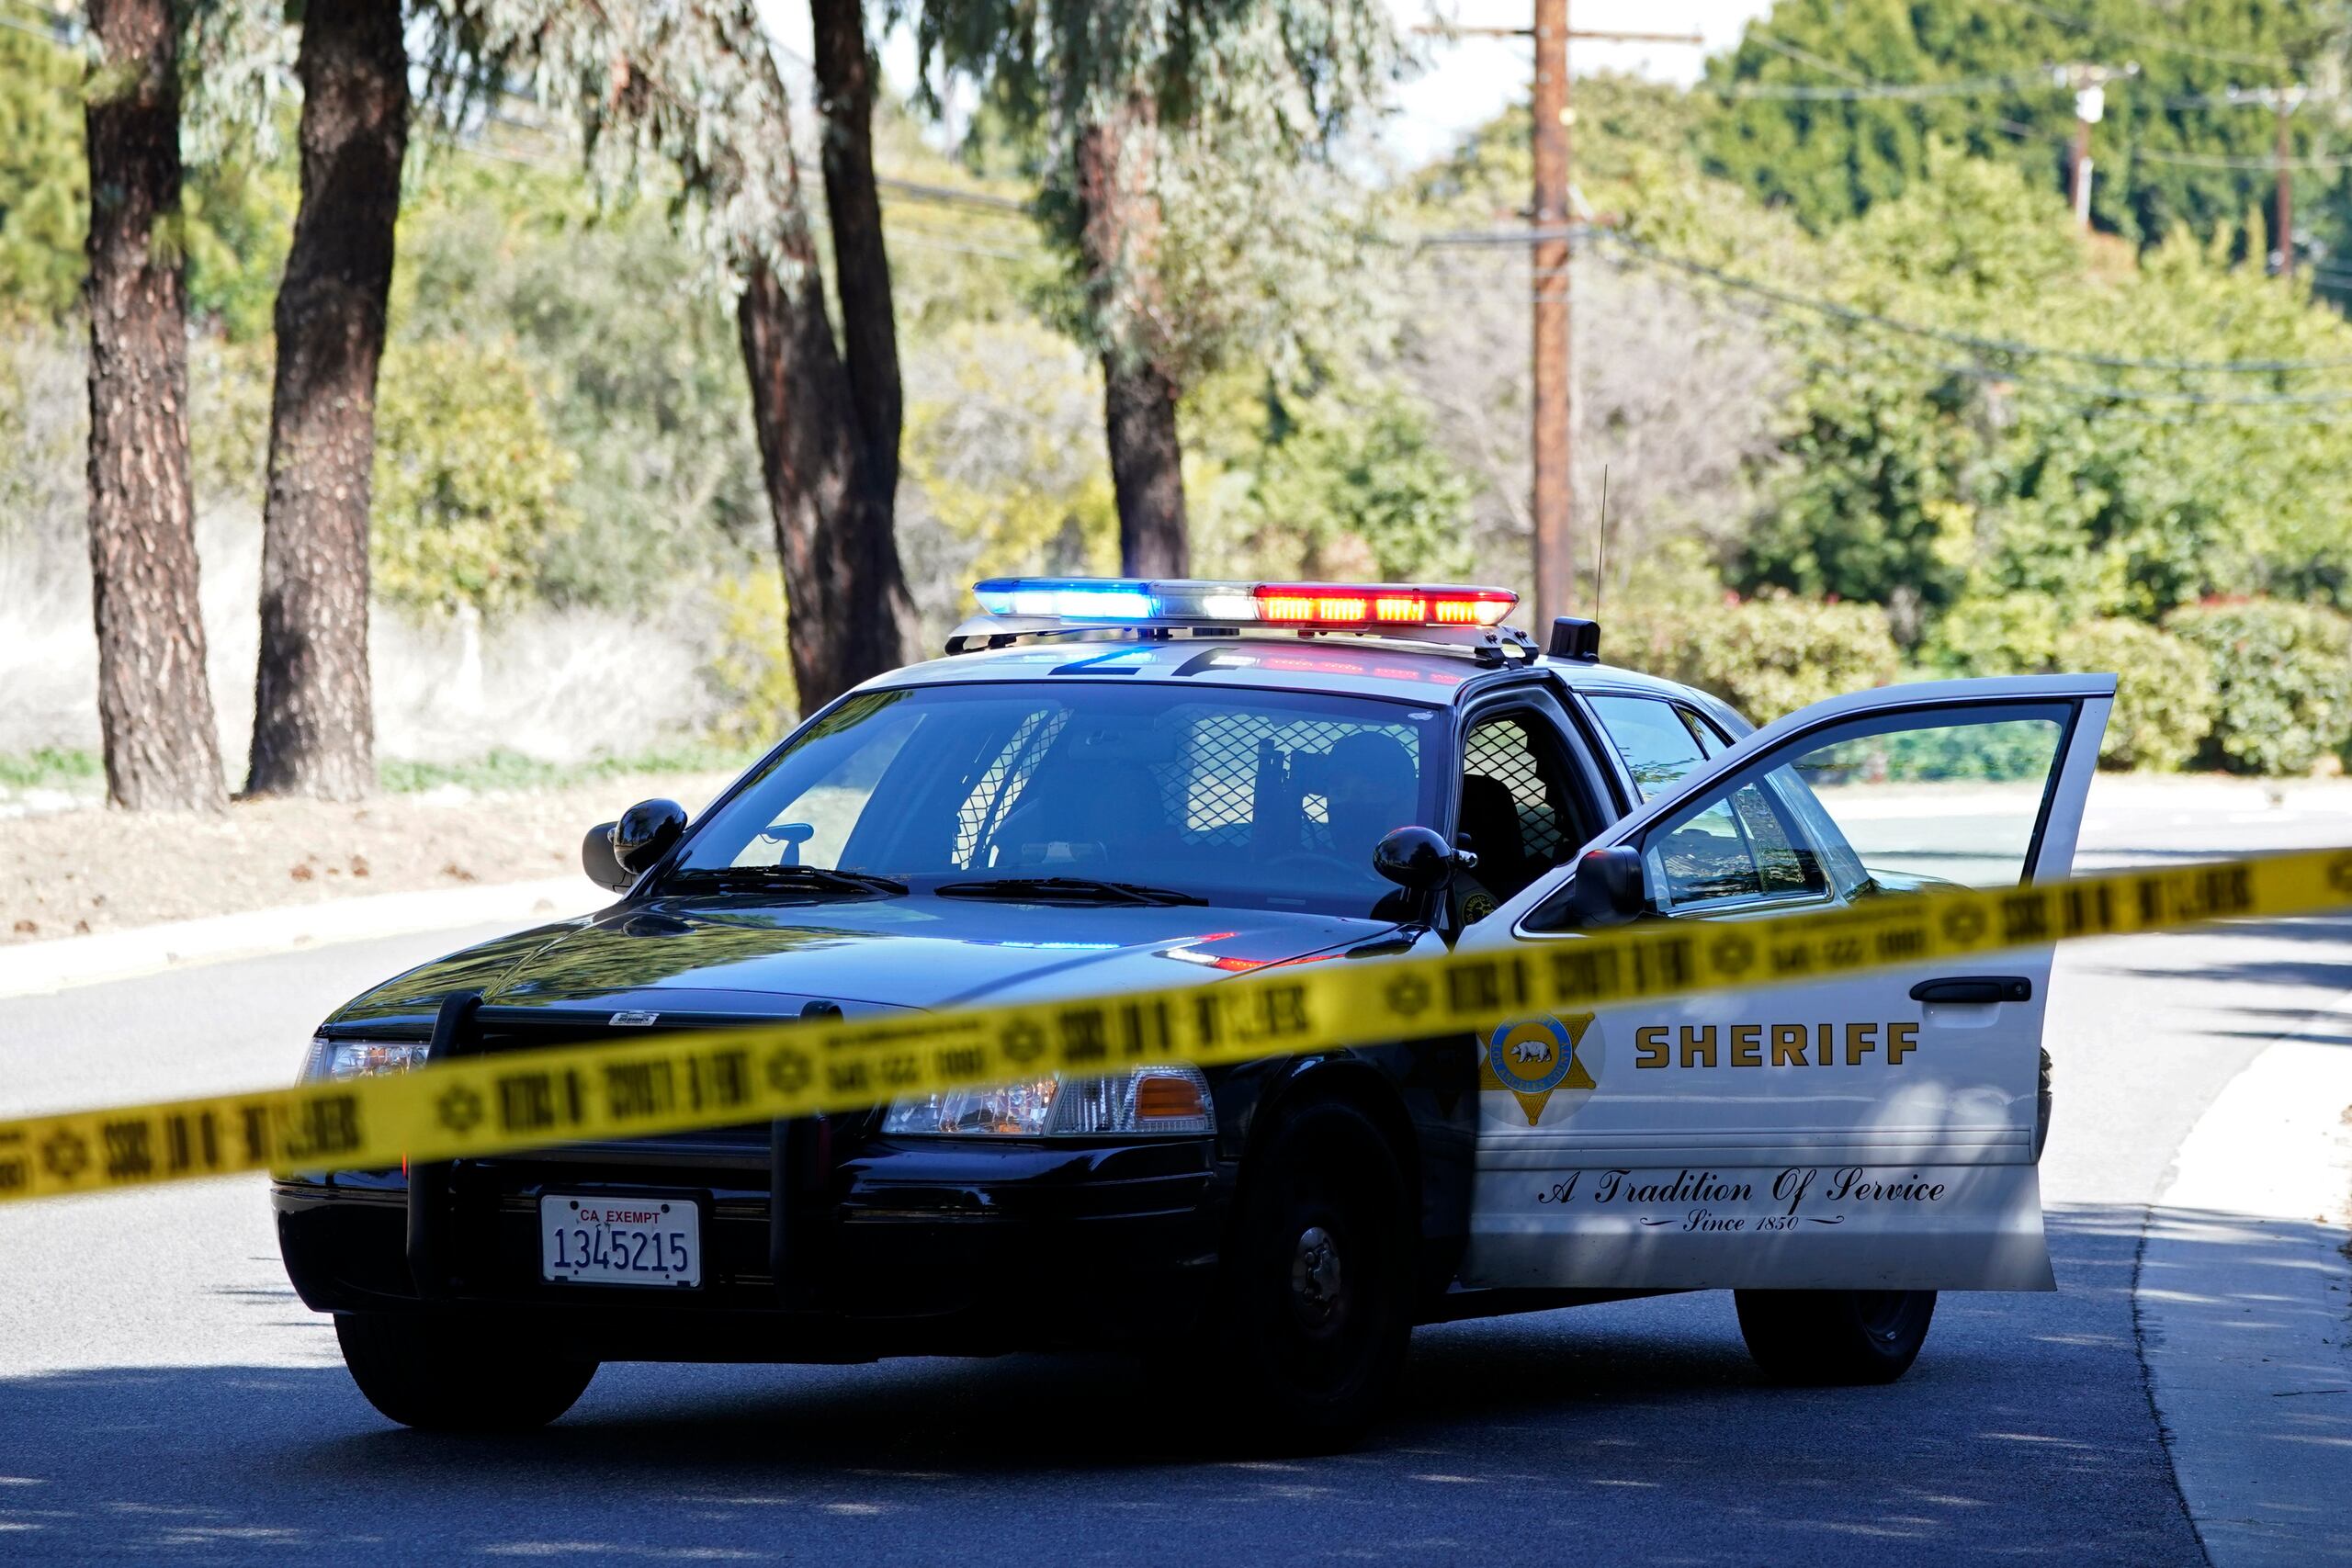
[612,798,689,875]
[1374,825,1476,892]
[582,823,632,893]
[1566,845,1648,926]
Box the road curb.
[2137,1000,2352,1568]
[0,876,602,1000]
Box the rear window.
[1587,694,1717,800]
[673,683,1448,917]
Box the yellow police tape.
[4,846,2350,1206]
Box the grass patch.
[376,744,763,795]
[0,748,102,791]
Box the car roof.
[865,632,1723,713]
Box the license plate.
[538,1194,701,1288]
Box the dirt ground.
[2,771,736,945]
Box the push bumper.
[274,1129,1224,1362]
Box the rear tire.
[1207,1100,1414,1452]
[336,1314,597,1431]
[1734,1289,1936,1385]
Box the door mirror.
[612,798,689,876]
[582,823,632,892]
[1565,845,1647,926]
[1374,825,1475,892]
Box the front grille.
[463,1010,780,1154]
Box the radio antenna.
[1592,465,1611,623]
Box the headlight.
[300,1035,429,1083]
[881,1065,1215,1137]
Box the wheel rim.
[1289,1224,1349,1334]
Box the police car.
[276,578,2112,1446]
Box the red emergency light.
[1250,584,1517,628]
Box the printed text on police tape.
[2,848,2346,1204]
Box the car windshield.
[670,682,1447,917]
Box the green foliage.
[903,319,1119,580]
[0,28,86,320]
[1918,597,2217,770]
[1737,154,2352,645]
[702,568,800,745]
[1702,0,2335,264]
[1622,592,1901,723]
[2164,599,2352,775]
[371,337,580,618]
[1918,590,2064,676]
[2053,618,2215,772]
[916,0,1401,391]
[392,157,767,607]
[1232,383,1473,580]
[0,745,101,790]
[0,22,295,334]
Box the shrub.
[1628,592,1899,723]
[2163,600,2352,776]
[704,568,798,746]
[1918,591,2064,676]
[2052,619,2214,772]
[373,338,579,618]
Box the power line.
[1596,231,2352,374]
[875,175,1028,214]
[1711,72,2059,102]
[2131,145,2352,172]
[1741,26,1869,85]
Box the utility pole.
[2225,85,2312,279]
[1531,0,1572,628]
[1421,12,1701,626]
[2056,64,2109,230]
[2279,93,2295,277]
[2052,63,2137,231]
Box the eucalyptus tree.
[83,0,229,811]
[913,0,1396,576]
[245,0,409,798]
[451,0,912,710]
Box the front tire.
[1734,1289,1936,1385]
[336,1314,597,1431]
[1208,1100,1414,1451]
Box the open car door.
[1454,675,2113,1292]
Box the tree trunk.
[1074,107,1190,579]
[83,0,225,812]
[809,0,899,499]
[246,0,408,799]
[736,257,910,713]
[1100,351,1189,577]
[726,0,908,716]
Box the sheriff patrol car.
[275,578,2112,1447]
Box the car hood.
[325,893,1403,1032]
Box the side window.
[1649,776,1826,909]
[1456,710,1584,913]
[1679,705,1728,756]
[1529,700,2082,932]
[1587,694,1710,800]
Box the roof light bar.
[970,578,1519,631]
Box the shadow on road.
[0,1204,2219,1566]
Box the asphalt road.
[2,784,2348,1565]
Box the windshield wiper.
[672,865,908,897]
[933,876,1207,907]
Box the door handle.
[1908,976,2032,1004]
